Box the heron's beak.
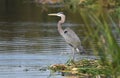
[48,13,58,16]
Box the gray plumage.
[62,28,81,48]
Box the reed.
[80,9,120,77]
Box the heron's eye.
[57,14,61,16]
[64,31,67,33]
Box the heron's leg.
[66,48,75,64]
[67,47,75,61]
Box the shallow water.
[0,21,94,78]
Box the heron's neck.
[57,21,64,35]
[57,16,65,35]
[60,15,65,23]
[57,15,65,35]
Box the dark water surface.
[0,20,97,78]
[0,22,95,78]
[0,21,75,78]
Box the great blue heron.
[48,12,85,60]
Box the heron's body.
[61,27,81,48]
[48,12,85,60]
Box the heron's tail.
[76,46,86,55]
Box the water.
[0,20,92,78]
[0,21,74,78]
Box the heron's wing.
[62,27,81,47]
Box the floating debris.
[24,69,29,72]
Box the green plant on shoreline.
[79,9,120,77]
[49,59,112,78]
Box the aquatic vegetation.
[49,59,112,78]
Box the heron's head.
[48,12,65,22]
[48,12,64,17]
